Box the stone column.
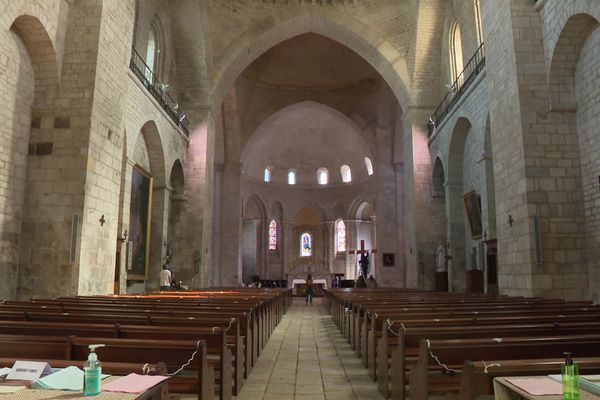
[282,220,294,283]
[445,181,466,292]
[482,0,588,299]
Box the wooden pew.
[0,334,216,400]
[459,356,600,400]
[0,311,245,396]
[381,320,600,399]
[408,334,600,400]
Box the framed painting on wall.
[127,165,153,280]
[463,190,483,239]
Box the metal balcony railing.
[430,42,486,136]
[129,47,189,136]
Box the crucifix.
[99,214,106,226]
[349,240,377,277]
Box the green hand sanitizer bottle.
[83,344,105,396]
[562,352,580,400]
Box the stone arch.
[5,12,61,300]
[243,93,372,145]
[136,120,167,187]
[2,1,65,75]
[243,194,268,282]
[129,120,167,290]
[167,159,185,269]
[446,117,473,292]
[9,15,59,105]
[209,9,411,113]
[543,1,600,70]
[548,13,599,109]
[432,156,446,198]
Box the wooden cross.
[348,240,377,256]
[99,214,106,226]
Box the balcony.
[430,42,486,136]
[129,47,189,136]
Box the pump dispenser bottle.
[83,344,105,396]
[562,352,580,400]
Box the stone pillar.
[482,0,588,299]
[446,181,466,292]
[147,185,169,291]
[282,220,293,282]
[15,0,136,298]
[345,220,358,280]
[219,162,242,286]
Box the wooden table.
[3,376,168,400]
[494,376,600,400]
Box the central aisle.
[236,298,384,400]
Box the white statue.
[436,241,447,272]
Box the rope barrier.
[168,339,203,376]
[426,339,462,375]
[386,318,406,336]
[482,360,502,374]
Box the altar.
[291,278,327,296]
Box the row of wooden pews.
[324,288,600,399]
[0,288,292,400]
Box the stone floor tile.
[235,298,386,400]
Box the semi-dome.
[242,101,374,186]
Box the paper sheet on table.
[31,366,110,391]
[507,377,562,395]
[0,385,26,394]
[0,368,10,378]
[102,374,168,394]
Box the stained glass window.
[341,165,352,183]
[264,167,271,183]
[300,232,312,257]
[288,170,296,185]
[268,219,277,250]
[336,219,346,253]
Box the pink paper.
[102,374,169,394]
[506,377,563,395]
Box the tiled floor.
[235,298,384,400]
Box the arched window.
[317,168,328,185]
[288,170,296,185]
[449,21,464,85]
[300,232,312,257]
[474,0,484,46]
[340,165,352,183]
[268,219,277,250]
[264,167,271,183]
[364,157,374,176]
[145,28,157,83]
[335,219,346,253]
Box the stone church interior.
[1,0,600,398]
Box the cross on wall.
[348,240,377,257]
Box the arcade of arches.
[1,0,599,303]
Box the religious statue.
[359,250,370,277]
[436,241,447,272]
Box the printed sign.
[6,361,52,382]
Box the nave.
[236,298,384,400]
